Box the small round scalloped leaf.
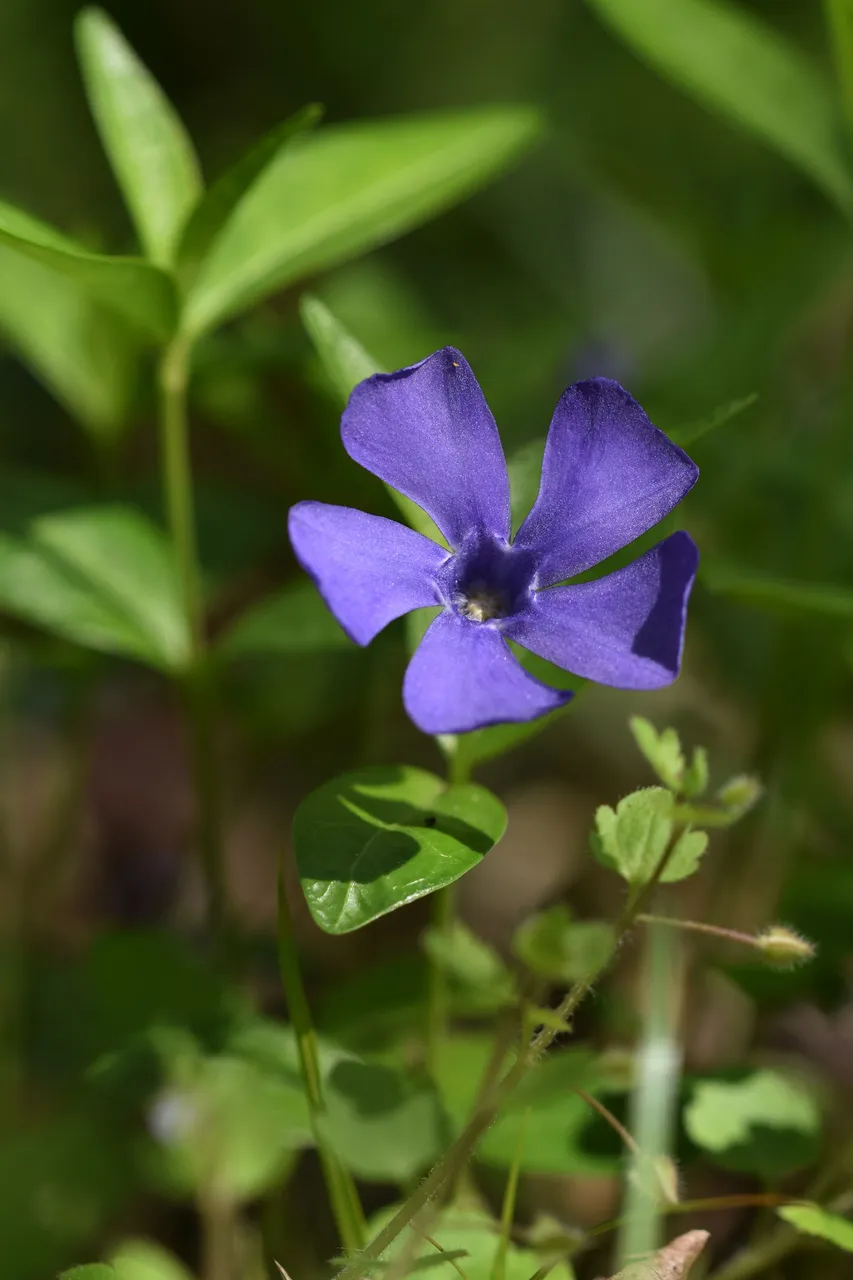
[777,1204,853,1253]
[294,765,506,934]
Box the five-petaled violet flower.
[288,349,699,736]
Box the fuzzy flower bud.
[754,925,816,968]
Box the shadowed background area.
[0,1,852,1278]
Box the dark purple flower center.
[438,532,537,624]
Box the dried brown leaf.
[603,1230,710,1280]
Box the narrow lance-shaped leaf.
[183,106,542,335]
[0,198,176,340]
[300,293,445,543]
[0,243,140,439]
[778,1204,853,1253]
[702,561,853,619]
[825,0,853,137]
[587,0,853,214]
[179,105,323,280]
[75,7,203,266]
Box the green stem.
[426,884,455,1077]
[277,858,366,1253]
[336,824,686,1278]
[158,338,228,954]
[492,1106,530,1280]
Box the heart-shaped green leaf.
[293,765,506,933]
[75,7,203,267]
[183,107,541,335]
[0,200,176,340]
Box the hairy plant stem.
[158,338,228,958]
[336,826,687,1278]
[636,913,759,950]
[425,748,471,1075]
[277,858,366,1253]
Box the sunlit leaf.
[183,107,542,334]
[75,7,203,266]
[778,1204,853,1252]
[0,199,176,340]
[109,1239,195,1280]
[179,106,323,279]
[0,244,140,438]
[684,1070,821,1177]
[587,0,853,213]
[293,765,506,933]
[629,716,685,791]
[421,919,516,1013]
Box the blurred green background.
[2,1,853,1277]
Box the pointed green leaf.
[702,561,853,618]
[219,580,350,658]
[587,0,853,213]
[32,506,190,670]
[825,0,853,136]
[682,746,709,799]
[661,828,708,883]
[183,107,541,335]
[0,199,176,340]
[670,392,757,449]
[507,436,545,533]
[513,905,615,983]
[75,7,203,266]
[300,293,445,543]
[0,242,140,437]
[293,765,507,933]
[778,1204,853,1252]
[178,105,322,278]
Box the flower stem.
[425,883,454,1077]
[277,858,366,1253]
[636,913,759,949]
[158,338,228,958]
[336,825,686,1278]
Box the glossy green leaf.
[629,716,685,791]
[421,919,516,1013]
[702,561,853,618]
[778,1204,853,1252]
[0,508,188,671]
[685,1070,821,1177]
[300,293,445,543]
[0,199,176,340]
[587,0,853,213]
[293,765,507,933]
[33,507,190,671]
[219,580,350,658]
[0,244,140,438]
[75,7,203,266]
[179,106,322,278]
[322,1059,446,1181]
[513,905,615,984]
[183,106,542,335]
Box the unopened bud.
[718,773,762,819]
[754,925,815,968]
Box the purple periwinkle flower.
[288,348,699,736]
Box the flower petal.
[403,611,571,734]
[342,347,511,548]
[504,532,698,689]
[515,378,698,583]
[288,501,447,645]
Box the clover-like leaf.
[294,766,506,933]
[630,716,685,791]
[777,1204,853,1253]
[592,787,674,887]
[513,904,615,984]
